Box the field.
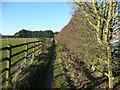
[1,38,51,88]
[2,38,39,47]
[1,38,41,68]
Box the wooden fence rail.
[0,40,46,87]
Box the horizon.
[2,2,72,35]
[0,29,60,35]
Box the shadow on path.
[44,40,56,88]
[13,41,54,89]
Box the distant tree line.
[14,29,58,38]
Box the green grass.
[1,38,44,88]
[1,38,41,67]
[1,38,37,72]
[1,38,40,59]
[53,40,69,89]
[54,41,120,89]
[1,38,55,89]
[8,39,54,89]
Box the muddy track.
[44,40,56,88]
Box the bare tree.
[72,0,120,88]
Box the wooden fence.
[0,39,46,87]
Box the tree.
[72,0,120,88]
[54,32,59,35]
[14,29,54,38]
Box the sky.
[1,2,72,35]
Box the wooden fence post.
[41,41,45,53]
[37,41,39,55]
[6,44,11,86]
[25,42,28,66]
[38,41,41,55]
[32,42,35,60]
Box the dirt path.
[44,41,56,88]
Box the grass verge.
[2,38,54,89]
[53,40,70,89]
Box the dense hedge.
[55,8,120,88]
[55,9,97,63]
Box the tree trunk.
[96,33,103,45]
[107,46,113,88]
